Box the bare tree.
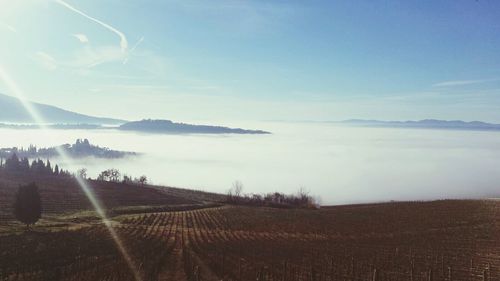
[77,168,87,179]
[97,169,110,181]
[297,186,309,201]
[107,169,119,182]
[138,175,148,185]
[122,174,132,183]
[232,180,243,197]
[227,180,244,202]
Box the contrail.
[0,65,142,281]
[55,0,128,53]
[123,36,144,64]
[129,37,144,53]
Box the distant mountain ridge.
[0,93,125,125]
[340,119,500,131]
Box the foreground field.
[0,199,499,281]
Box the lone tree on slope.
[13,183,42,230]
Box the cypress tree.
[13,183,42,229]
[31,159,37,172]
[46,159,52,174]
[20,157,30,173]
[5,153,20,172]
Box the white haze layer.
[1,122,499,205]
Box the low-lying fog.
[1,121,500,205]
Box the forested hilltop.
[0,139,137,159]
[0,153,70,177]
[119,119,271,134]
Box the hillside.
[0,173,224,222]
[0,93,125,125]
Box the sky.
[1,0,500,123]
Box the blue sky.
[1,0,500,122]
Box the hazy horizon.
[4,91,500,127]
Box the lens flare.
[0,65,142,281]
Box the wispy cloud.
[0,22,17,33]
[432,78,499,87]
[72,33,89,43]
[34,51,58,71]
[70,45,124,68]
[55,0,128,53]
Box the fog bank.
[1,122,499,204]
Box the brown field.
[0,177,499,281]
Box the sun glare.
[0,64,143,281]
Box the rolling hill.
[119,119,271,134]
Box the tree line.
[0,153,71,177]
[0,139,136,159]
[75,168,148,186]
[0,154,147,185]
[226,181,319,209]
